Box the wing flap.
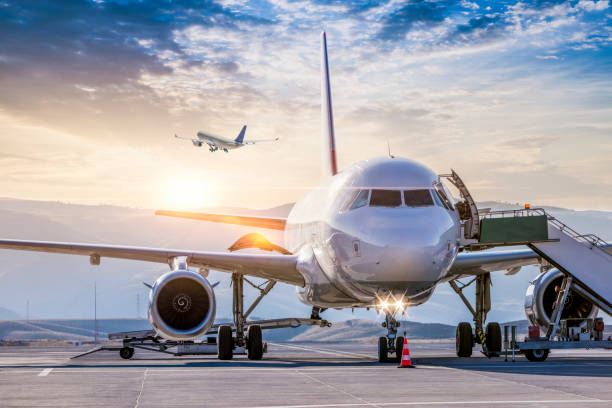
[0,239,303,286]
[155,210,287,230]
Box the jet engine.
[148,270,216,341]
[192,140,203,147]
[524,268,598,331]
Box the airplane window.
[404,190,434,207]
[431,189,446,208]
[435,186,454,210]
[370,190,402,207]
[349,189,369,210]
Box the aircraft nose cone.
[364,209,457,283]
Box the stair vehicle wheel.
[456,322,473,357]
[485,322,502,354]
[525,349,549,362]
[394,336,405,363]
[217,325,234,360]
[378,337,389,363]
[119,347,134,360]
[247,324,263,360]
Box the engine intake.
[524,269,598,331]
[149,270,216,341]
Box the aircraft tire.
[218,325,233,360]
[378,337,389,363]
[247,324,263,360]
[119,347,134,360]
[525,349,549,362]
[394,336,405,363]
[485,322,502,353]
[456,322,473,357]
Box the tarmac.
[0,341,611,407]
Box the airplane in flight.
[0,32,606,363]
[174,125,279,152]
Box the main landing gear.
[216,274,330,361]
[450,273,502,358]
[217,273,271,360]
[378,312,404,363]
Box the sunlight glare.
[158,178,213,210]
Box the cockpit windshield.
[370,189,402,207]
[404,189,434,207]
[349,189,369,210]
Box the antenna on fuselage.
[386,138,395,159]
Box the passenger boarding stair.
[476,208,612,317]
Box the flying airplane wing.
[243,137,280,145]
[0,239,303,286]
[155,210,287,230]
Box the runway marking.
[294,369,379,408]
[270,343,374,359]
[250,400,612,408]
[38,368,53,377]
[134,368,148,408]
[439,362,602,402]
[434,363,612,369]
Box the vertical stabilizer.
[235,125,247,143]
[321,32,338,178]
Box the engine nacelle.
[148,270,216,341]
[192,140,203,147]
[524,269,598,331]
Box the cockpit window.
[349,189,369,210]
[404,190,434,207]
[434,185,454,210]
[370,189,402,207]
[431,189,445,208]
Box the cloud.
[377,0,456,40]
[576,0,610,12]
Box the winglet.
[234,125,247,143]
[321,31,338,178]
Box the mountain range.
[0,197,610,326]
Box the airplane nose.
[363,210,456,283]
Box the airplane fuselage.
[285,157,461,309]
[196,132,242,150]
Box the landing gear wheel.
[394,336,405,363]
[119,347,134,359]
[218,325,233,360]
[485,322,502,354]
[525,349,549,362]
[378,337,389,363]
[247,324,263,360]
[456,322,473,357]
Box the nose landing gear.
[378,313,404,363]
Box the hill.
[0,318,456,342]
[0,197,610,325]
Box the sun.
[158,178,213,211]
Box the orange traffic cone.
[398,337,415,368]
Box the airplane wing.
[174,134,194,141]
[155,210,287,230]
[0,239,303,286]
[443,248,540,280]
[444,244,612,280]
[243,137,280,145]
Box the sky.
[0,0,611,211]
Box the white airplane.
[175,125,279,152]
[0,32,603,363]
